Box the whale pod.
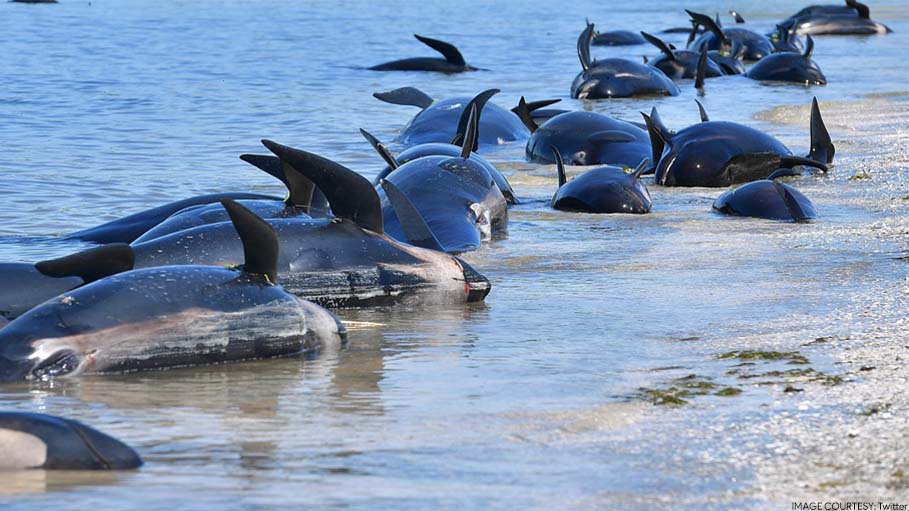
[0,200,346,381]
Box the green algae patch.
[640,387,691,406]
[715,387,742,397]
[638,374,741,406]
[718,350,809,365]
[848,170,872,181]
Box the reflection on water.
[0,0,907,508]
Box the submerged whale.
[515,98,652,168]
[0,412,142,470]
[779,0,892,35]
[369,34,477,73]
[746,35,827,85]
[644,98,834,187]
[713,169,817,221]
[550,147,652,214]
[372,87,530,148]
[0,200,345,382]
[572,23,679,99]
[592,29,646,46]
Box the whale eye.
[31,350,80,380]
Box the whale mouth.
[30,349,81,380]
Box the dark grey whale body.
[779,0,892,35]
[0,412,142,470]
[550,148,652,214]
[687,10,774,61]
[645,98,834,187]
[370,35,477,73]
[713,170,817,222]
[572,23,679,99]
[0,200,346,382]
[746,35,827,85]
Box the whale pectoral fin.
[454,88,500,151]
[551,146,567,187]
[807,97,835,165]
[414,35,466,66]
[640,31,675,60]
[631,158,651,181]
[695,99,710,122]
[768,168,802,180]
[261,140,384,234]
[774,182,812,222]
[803,34,815,59]
[372,87,434,109]
[695,49,708,89]
[359,128,400,170]
[220,200,279,284]
[380,180,446,252]
[723,152,789,184]
[35,244,135,285]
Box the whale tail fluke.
[695,49,708,89]
[221,199,279,284]
[514,97,540,133]
[359,129,400,171]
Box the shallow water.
[0,0,908,508]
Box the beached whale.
[572,23,679,99]
[515,98,652,168]
[550,147,652,214]
[713,169,817,221]
[779,0,892,35]
[746,35,827,85]
[372,87,531,148]
[644,98,834,187]
[0,412,142,470]
[687,10,774,61]
[0,200,346,382]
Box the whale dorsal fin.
[808,97,835,164]
[641,31,675,61]
[380,180,446,252]
[514,97,539,133]
[686,21,699,46]
[578,23,595,71]
[261,140,384,233]
[512,98,561,118]
[414,35,466,66]
[454,88,499,151]
[729,10,745,23]
[640,112,665,170]
[847,0,871,19]
[695,100,710,122]
[372,87,434,109]
[359,129,400,170]
[460,104,479,159]
[695,49,708,89]
[239,154,320,211]
[631,158,650,182]
[803,34,815,59]
[774,182,812,222]
[221,199,279,284]
[551,146,567,187]
[687,10,729,46]
[36,243,135,284]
